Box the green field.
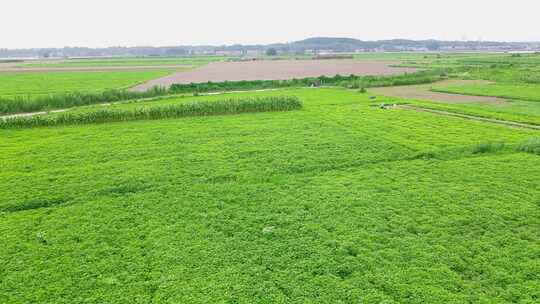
[19,56,231,68]
[1,87,539,303]
[1,53,540,303]
[458,53,540,66]
[406,98,540,126]
[0,70,171,98]
[433,83,540,102]
[464,66,540,83]
[390,53,540,70]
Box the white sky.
[2,0,540,48]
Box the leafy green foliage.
[1,88,538,303]
[1,51,540,303]
[18,56,231,68]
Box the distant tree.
[266,48,278,56]
[426,41,440,51]
[165,48,187,56]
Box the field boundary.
[431,87,540,103]
[369,80,507,105]
[397,105,540,130]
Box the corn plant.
[0,96,302,129]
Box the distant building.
[214,50,243,56]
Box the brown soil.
[131,60,417,91]
[369,80,506,104]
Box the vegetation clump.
[471,141,506,154]
[517,138,540,155]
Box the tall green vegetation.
[471,141,506,154]
[0,96,302,129]
[0,87,170,115]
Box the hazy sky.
[3,0,539,48]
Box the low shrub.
[517,138,540,155]
[472,141,506,154]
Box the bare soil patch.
[369,80,506,104]
[131,60,416,91]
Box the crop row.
[0,86,171,115]
[0,96,302,129]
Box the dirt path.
[397,105,540,130]
[369,80,506,104]
[0,109,69,120]
[131,60,417,91]
[0,65,193,73]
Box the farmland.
[433,83,540,102]
[15,56,232,69]
[0,70,171,98]
[131,60,418,91]
[0,53,539,303]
